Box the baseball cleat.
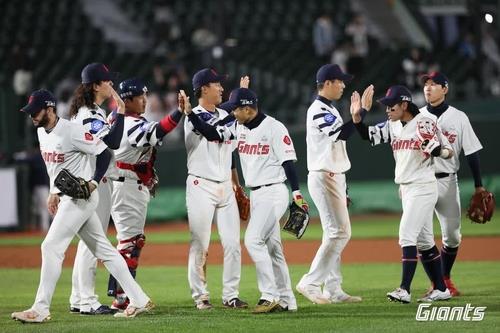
[296,284,331,304]
[417,288,451,303]
[80,305,117,315]
[444,278,461,297]
[252,299,280,314]
[114,300,154,318]
[223,298,248,309]
[278,297,298,312]
[111,294,130,310]
[387,288,411,303]
[328,290,362,304]
[11,309,51,323]
[195,300,213,310]
[69,306,80,314]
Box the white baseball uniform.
[69,104,116,312]
[111,113,166,242]
[184,105,241,304]
[366,112,452,250]
[299,98,352,296]
[31,118,149,318]
[231,115,297,306]
[419,105,483,248]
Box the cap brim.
[218,101,236,112]
[377,97,397,107]
[20,103,41,114]
[340,73,354,82]
[420,74,432,85]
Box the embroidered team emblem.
[194,179,199,185]
[323,113,336,124]
[199,112,213,122]
[140,122,149,132]
[376,121,387,128]
[85,132,94,141]
[90,119,104,133]
[283,135,291,145]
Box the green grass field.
[1,262,499,333]
[1,214,499,247]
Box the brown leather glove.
[234,185,250,221]
[467,190,495,223]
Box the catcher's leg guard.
[107,234,146,297]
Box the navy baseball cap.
[224,88,258,110]
[118,78,148,99]
[421,71,449,87]
[192,68,227,91]
[81,63,119,84]
[20,89,56,115]
[316,64,353,84]
[377,85,413,107]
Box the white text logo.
[416,303,486,321]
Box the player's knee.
[244,234,263,253]
[222,240,241,255]
[443,231,461,248]
[399,237,417,248]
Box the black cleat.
[80,305,117,315]
[69,307,80,314]
[223,298,249,309]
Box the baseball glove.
[234,185,250,221]
[54,168,92,200]
[467,190,495,224]
[282,201,310,239]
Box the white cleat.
[279,297,298,312]
[417,288,451,303]
[296,284,331,304]
[11,309,51,323]
[114,300,154,318]
[195,300,213,310]
[328,290,363,304]
[387,288,411,304]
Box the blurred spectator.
[191,25,218,67]
[401,47,427,92]
[331,39,352,73]
[313,14,337,63]
[13,148,51,231]
[9,44,33,103]
[458,33,477,60]
[55,77,79,119]
[481,25,500,95]
[345,13,369,76]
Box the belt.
[113,177,142,184]
[250,183,277,191]
[435,173,454,179]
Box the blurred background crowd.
[1,0,499,230]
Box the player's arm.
[337,85,374,140]
[100,87,126,149]
[461,114,485,192]
[428,126,453,159]
[231,152,242,190]
[93,148,112,186]
[282,160,308,211]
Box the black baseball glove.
[282,201,310,239]
[54,168,92,200]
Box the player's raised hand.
[361,84,374,111]
[240,76,250,88]
[179,90,192,115]
[110,86,126,114]
[350,91,362,123]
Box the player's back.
[306,99,350,174]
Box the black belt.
[435,173,454,179]
[115,177,142,184]
[250,183,276,191]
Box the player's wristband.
[90,180,99,187]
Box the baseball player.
[67,63,123,315]
[12,89,153,323]
[419,71,487,296]
[183,68,247,310]
[352,85,454,303]
[296,64,369,304]
[180,87,304,313]
[106,78,183,310]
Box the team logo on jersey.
[85,132,94,141]
[90,119,104,133]
[140,122,150,132]
[376,121,387,128]
[283,135,291,145]
[323,113,337,124]
[238,141,270,155]
[443,130,457,143]
[42,151,65,163]
[199,112,213,122]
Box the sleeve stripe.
[127,123,142,136]
[328,127,342,136]
[135,131,145,143]
[146,127,154,142]
[319,122,335,129]
[312,113,329,120]
[82,118,95,125]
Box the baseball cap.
[192,68,227,91]
[420,71,449,87]
[377,85,413,107]
[81,63,119,84]
[118,78,148,99]
[20,89,56,115]
[224,88,258,110]
[316,64,353,84]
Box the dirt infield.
[1,234,499,268]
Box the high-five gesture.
[240,76,250,88]
[361,84,374,111]
[179,90,192,115]
[110,86,126,114]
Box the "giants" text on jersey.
[391,139,421,151]
[42,151,65,163]
[238,141,270,155]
